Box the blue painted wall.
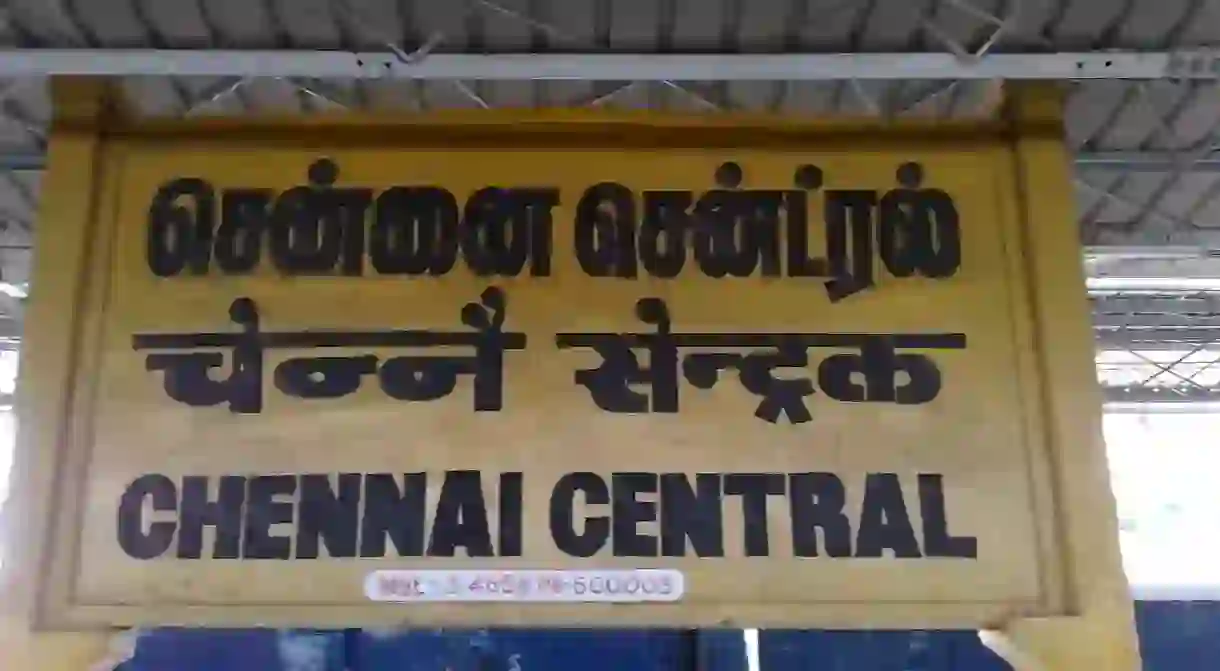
[116,601,1217,670]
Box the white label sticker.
[363,569,685,603]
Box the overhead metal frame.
[0,48,1210,80]
[1078,151,1220,173]
[1093,290,1220,408]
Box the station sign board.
[24,119,1074,629]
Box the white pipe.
[0,49,1201,80]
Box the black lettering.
[334,187,374,276]
[146,161,960,286]
[789,472,852,557]
[786,191,820,277]
[824,190,876,302]
[892,353,941,405]
[745,191,784,277]
[498,472,524,557]
[270,159,348,274]
[639,191,691,278]
[518,188,559,277]
[147,177,215,277]
[215,189,270,274]
[785,164,828,278]
[878,162,961,280]
[692,190,739,278]
[370,186,459,276]
[177,475,245,559]
[274,356,378,399]
[461,187,529,277]
[918,474,977,558]
[692,164,783,279]
[688,163,780,281]
[724,473,785,556]
[856,473,921,558]
[428,470,494,557]
[734,345,816,424]
[557,296,678,414]
[878,183,918,278]
[549,472,609,557]
[360,473,427,557]
[916,189,962,278]
[575,182,637,278]
[660,473,723,557]
[611,472,659,557]
[295,473,361,559]
[243,474,296,560]
[138,297,265,414]
[818,340,945,406]
[117,474,178,560]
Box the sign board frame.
[3,80,1134,654]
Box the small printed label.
[364,569,685,603]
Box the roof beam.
[1095,327,1220,350]
[1084,226,1220,249]
[1094,320,1220,333]
[0,49,1211,80]
[1091,294,1220,312]
[1076,151,1220,172]
[1101,388,1220,405]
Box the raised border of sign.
[1,80,1133,639]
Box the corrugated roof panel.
[853,1,929,51]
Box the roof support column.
[0,76,124,671]
[979,81,1142,671]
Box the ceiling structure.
[0,0,1218,408]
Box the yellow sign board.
[14,100,1120,633]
